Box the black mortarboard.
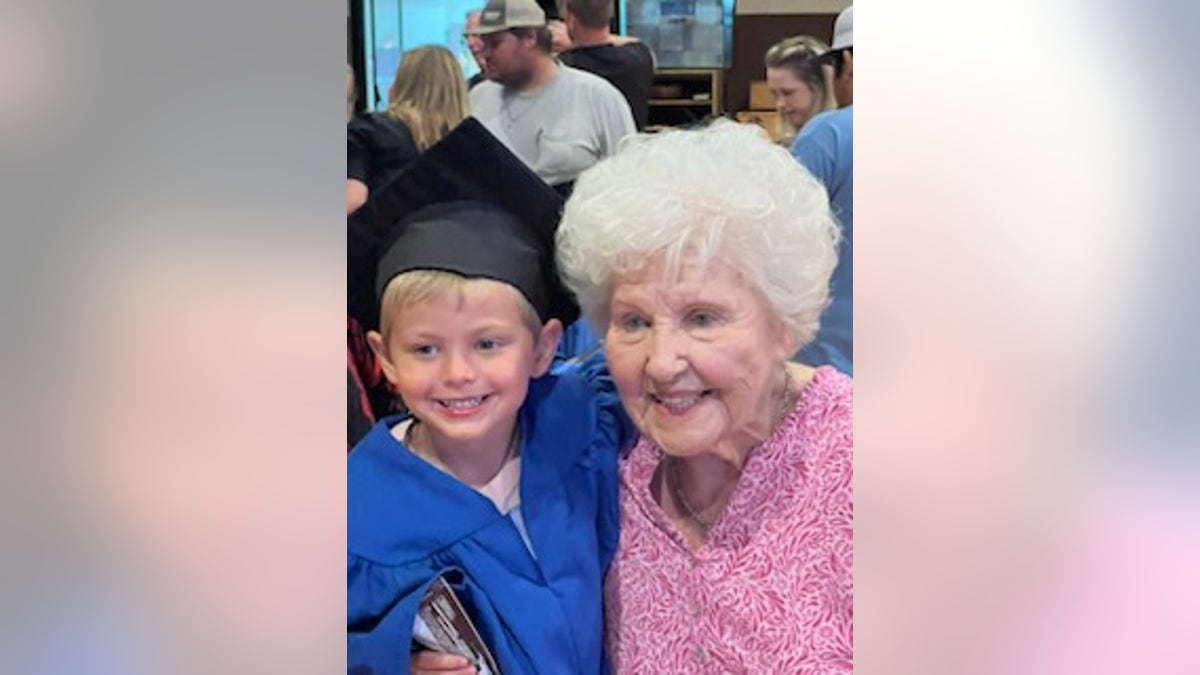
[347,117,578,331]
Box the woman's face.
[767,66,819,130]
[604,258,795,464]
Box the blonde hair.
[764,35,837,141]
[386,46,470,151]
[378,270,542,342]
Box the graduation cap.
[348,117,579,331]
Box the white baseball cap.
[831,6,853,50]
[464,0,546,35]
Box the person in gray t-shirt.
[466,0,635,193]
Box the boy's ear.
[366,330,399,384]
[531,319,563,377]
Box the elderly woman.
[557,120,852,672]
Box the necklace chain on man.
[668,366,793,532]
[502,93,537,127]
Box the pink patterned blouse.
[604,366,853,674]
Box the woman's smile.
[647,388,716,415]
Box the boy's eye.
[410,344,438,356]
[476,338,501,351]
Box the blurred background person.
[466,0,634,198]
[346,65,356,122]
[824,6,853,108]
[547,18,573,54]
[556,0,655,131]
[764,35,836,144]
[791,6,853,375]
[346,45,469,215]
[463,10,488,89]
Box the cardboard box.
[749,81,774,111]
[735,110,785,143]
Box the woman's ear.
[366,330,400,384]
[531,319,564,376]
[772,318,801,362]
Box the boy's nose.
[441,350,477,384]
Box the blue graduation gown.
[348,358,634,675]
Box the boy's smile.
[435,394,491,414]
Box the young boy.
[347,118,634,675]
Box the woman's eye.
[688,311,719,328]
[619,315,649,332]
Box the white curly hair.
[556,119,841,348]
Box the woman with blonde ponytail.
[347,46,469,214]
[764,35,837,145]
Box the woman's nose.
[643,326,688,383]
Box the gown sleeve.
[349,554,451,675]
[553,347,638,571]
[348,555,412,675]
[551,346,637,456]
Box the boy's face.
[368,279,561,456]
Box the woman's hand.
[410,650,477,674]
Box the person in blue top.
[791,6,853,375]
[347,117,635,675]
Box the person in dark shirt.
[346,46,469,214]
[347,64,356,121]
[556,0,655,130]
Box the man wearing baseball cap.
[466,0,635,195]
[821,5,853,108]
[793,5,853,375]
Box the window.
[619,0,736,69]
[360,0,483,110]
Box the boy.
[347,118,633,675]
